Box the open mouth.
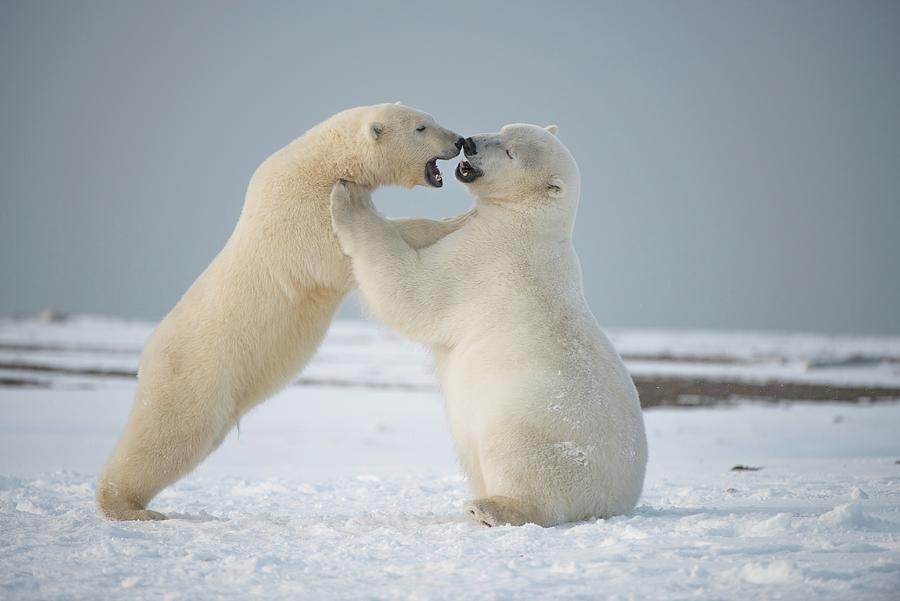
[455,160,483,183]
[425,159,443,187]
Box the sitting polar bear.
[97,103,467,520]
[330,124,648,527]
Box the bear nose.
[454,137,465,151]
[462,137,477,156]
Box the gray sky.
[2,1,898,334]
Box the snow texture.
[1,317,899,600]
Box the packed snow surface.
[1,317,899,599]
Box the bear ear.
[367,122,384,141]
[547,176,566,198]
[394,101,403,105]
[544,125,559,136]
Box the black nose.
[455,137,465,151]
[462,137,477,156]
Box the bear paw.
[465,500,500,527]
[330,179,374,220]
[464,496,533,527]
[102,507,168,521]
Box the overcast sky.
[2,1,898,334]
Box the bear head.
[357,103,464,189]
[455,124,580,221]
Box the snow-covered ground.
[1,317,899,600]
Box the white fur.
[331,123,647,527]
[97,104,467,520]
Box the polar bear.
[330,124,648,527]
[97,103,467,520]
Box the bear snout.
[437,136,465,160]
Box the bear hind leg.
[97,392,235,521]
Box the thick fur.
[97,104,468,520]
[331,124,648,527]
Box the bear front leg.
[330,180,454,345]
[330,180,470,253]
[391,211,473,250]
[329,179,378,256]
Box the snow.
[1,317,900,600]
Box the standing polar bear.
[331,124,648,527]
[97,103,466,520]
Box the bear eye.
[506,149,514,159]
[416,125,426,132]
